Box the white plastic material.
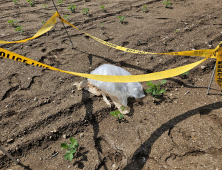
[88,64,145,106]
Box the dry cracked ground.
[0,0,222,169]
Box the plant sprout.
[110,106,124,120]
[56,0,63,6]
[100,5,105,11]
[64,15,69,19]
[68,4,76,13]
[27,0,34,7]
[163,0,172,8]
[61,137,79,161]
[12,0,19,4]
[98,22,104,29]
[175,29,180,33]
[117,15,125,23]
[82,8,89,16]
[145,80,167,98]
[42,4,47,9]
[142,5,148,12]
[8,20,17,27]
[15,26,23,33]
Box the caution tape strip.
[0,12,217,58]
[215,48,222,87]
[0,47,213,83]
[0,12,222,84]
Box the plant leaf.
[116,110,120,115]
[145,88,152,94]
[61,142,68,149]
[65,150,71,154]
[160,80,167,85]
[119,114,124,119]
[72,139,78,148]
[70,137,75,143]
[110,111,115,116]
[70,148,77,154]
[146,81,155,88]
[159,89,166,94]
[64,153,73,161]
[120,106,125,110]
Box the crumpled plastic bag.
[88,64,145,106]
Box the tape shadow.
[72,47,148,72]
[122,102,222,170]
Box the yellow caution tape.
[0,12,59,44]
[0,12,222,83]
[0,47,214,82]
[215,47,222,88]
[0,12,217,58]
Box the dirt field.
[1,0,222,169]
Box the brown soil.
[1,0,222,169]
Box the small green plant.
[117,15,125,23]
[142,5,148,12]
[82,8,89,16]
[42,21,46,24]
[68,4,76,13]
[163,0,172,8]
[15,26,23,33]
[175,29,180,33]
[98,22,104,29]
[61,137,79,161]
[145,80,167,98]
[181,71,189,76]
[13,0,19,4]
[64,15,69,19]
[180,70,189,78]
[27,0,34,7]
[110,107,124,120]
[100,5,105,11]
[42,4,47,9]
[56,0,63,5]
[8,20,17,27]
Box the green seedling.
[163,0,172,8]
[68,4,76,13]
[61,137,79,161]
[42,4,47,9]
[110,106,124,120]
[100,5,105,11]
[13,0,19,4]
[117,15,125,23]
[145,80,167,98]
[181,71,189,76]
[64,15,69,19]
[42,21,46,24]
[82,8,89,16]
[56,0,63,5]
[27,0,34,7]
[175,29,180,33]
[180,70,189,78]
[15,26,23,33]
[98,22,104,28]
[142,5,148,12]
[8,20,17,27]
